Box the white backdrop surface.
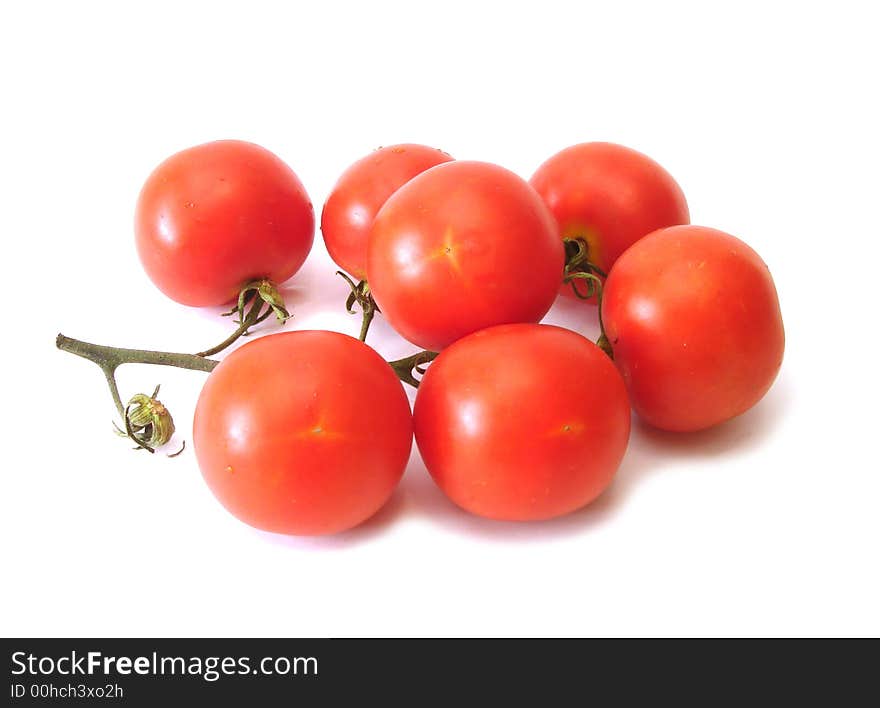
[1,0,877,637]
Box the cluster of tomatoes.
[124,139,785,536]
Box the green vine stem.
[595,327,613,359]
[562,237,607,299]
[56,334,219,419]
[196,279,290,357]
[57,330,438,435]
[336,271,380,342]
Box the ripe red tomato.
[135,140,315,307]
[193,331,413,536]
[321,144,453,280]
[602,225,785,432]
[367,161,563,351]
[530,142,689,301]
[414,324,630,521]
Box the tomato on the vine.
[601,225,785,432]
[135,140,315,307]
[530,142,689,301]
[193,331,413,536]
[367,161,563,351]
[414,324,630,521]
[321,144,453,280]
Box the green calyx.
[388,350,438,389]
[113,385,180,454]
[337,271,380,342]
[561,237,614,359]
[243,278,290,324]
[562,237,607,300]
[196,279,290,358]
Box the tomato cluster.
[80,138,784,537]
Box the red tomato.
[602,225,785,432]
[193,331,413,536]
[321,144,453,280]
[530,142,689,301]
[414,324,630,521]
[367,161,563,351]
[135,140,314,307]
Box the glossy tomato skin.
[602,225,784,432]
[530,142,689,301]
[414,324,630,521]
[193,331,412,536]
[135,140,315,307]
[321,144,453,280]
[367,161,564,351]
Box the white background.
[2,1,878,637]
